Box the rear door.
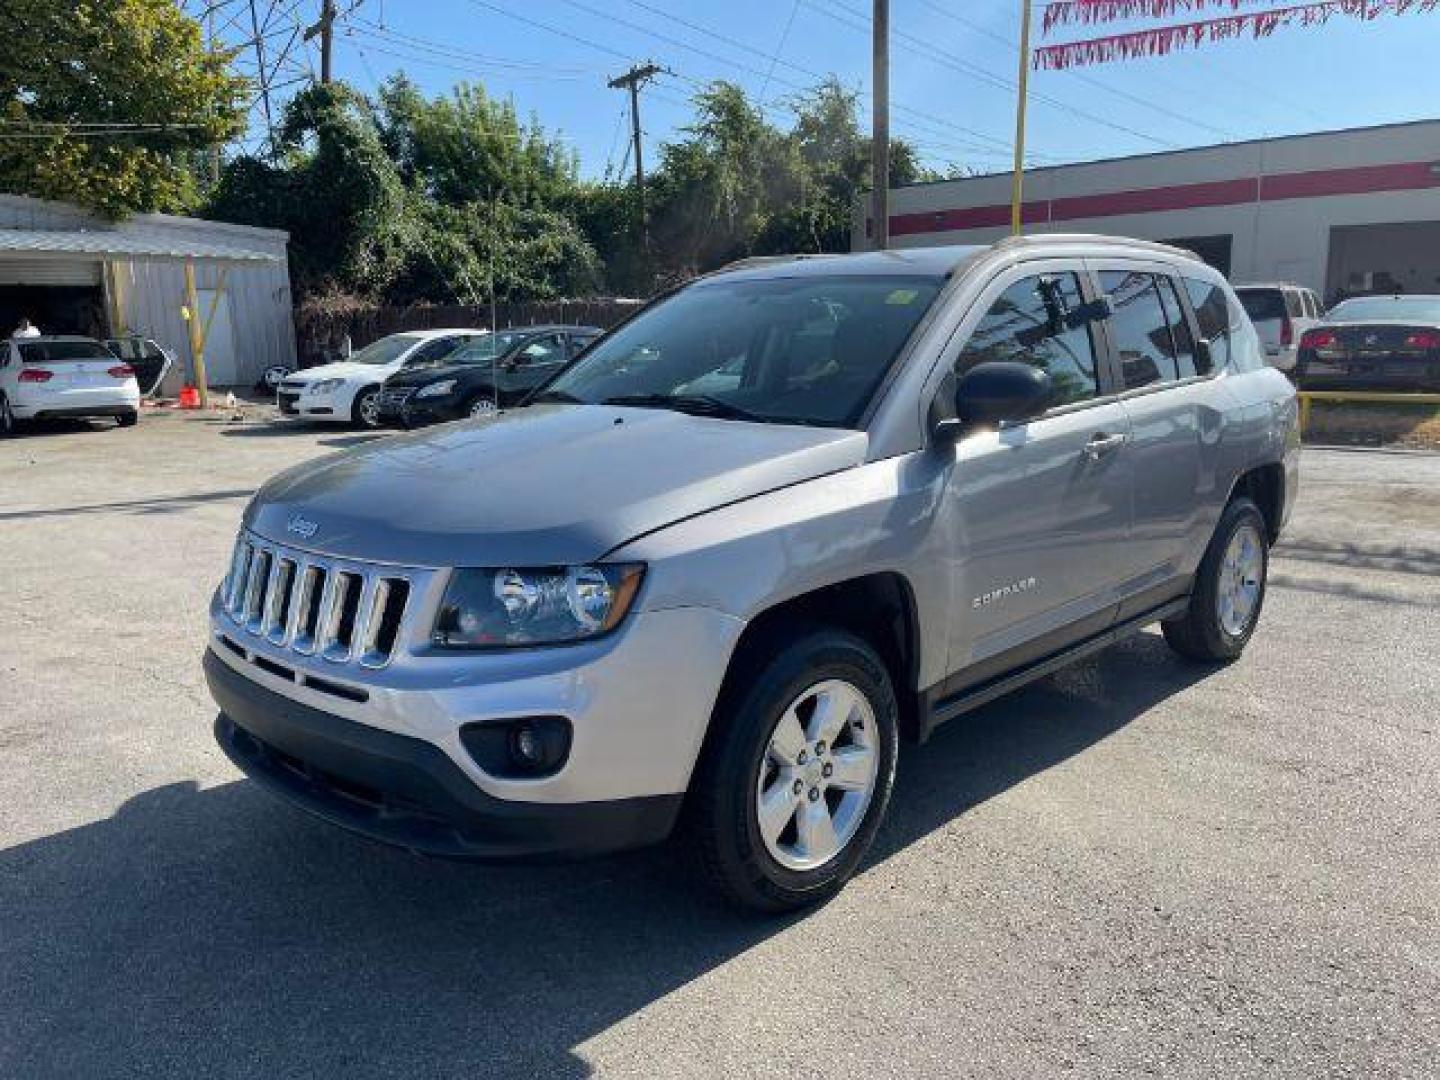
[1091,262,1218,612]
[938,260,1134,686]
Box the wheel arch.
[1228,462,1285,545]
[715,571,924,745]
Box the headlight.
[307,378,345,395]
[433,564,645,648]
[415,379,458,399]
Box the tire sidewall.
[704,629,899,908]
[353,387,381,428]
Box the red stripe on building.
[891,159,1440,237]
[1051,176,1258,220]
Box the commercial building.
[861,120,1440,303]
[0,193,295,392]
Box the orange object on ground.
[178,386,200,409]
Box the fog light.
[460,716,572,779]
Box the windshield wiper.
[602,393,768,422]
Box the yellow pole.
[183,260,211,409]
[1010,0,1033,235]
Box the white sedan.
[1,336,141,435]
[278,329,488,428]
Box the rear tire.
[0,394,19,437]
[117,410,139,428]
[689,627,898,913]
[1163,497,1269,663]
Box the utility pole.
[304,0,338,84]
[608,62,665,253]
[1010,0,1033,235]
[871,0,890,251]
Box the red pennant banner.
[1042,1,1271,34]
[1034,0,1440,69]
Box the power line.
[908,0,1238,141]
[811,0,1179,149]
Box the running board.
[926,597,1191,730]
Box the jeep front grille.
[222,534,415,668]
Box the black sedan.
[376,324,602,428]
[1297,295,1440,392]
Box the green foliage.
[205,68,957,304]
[0,0,246,217]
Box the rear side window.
[956,272,1101,407]
[1157,277,1200,379]
[1099,271,1180,389]
[1236,289,1285,322]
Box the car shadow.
[216,424,388,450]
[0,632,1211,1079]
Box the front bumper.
[277,387,347,420]
[207,648,682,859]
[377,391,463,428]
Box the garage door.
[0,257,102,287]
[1326,221,1440,305]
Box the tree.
[0,0,246,216]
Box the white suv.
[278,330,488,428]
[1234,283,1322,373]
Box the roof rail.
[994,233,1197,260]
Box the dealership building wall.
[0,194,295,392]
[859,120,1440,303]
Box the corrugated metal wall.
[1,194,296,392]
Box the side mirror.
[936,361,1053,441]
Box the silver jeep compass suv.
[205,235,1298,911]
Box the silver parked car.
[204,235,1298,911]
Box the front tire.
[1163,497,1269,662]
[0,394,19,437]
[352,386,382,429]
[689,627,898,913]
[464,392,498,420]
[117,410,138,428]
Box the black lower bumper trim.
[205,648,681,860]
[33,406,135,420]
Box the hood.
[245,404,868,566]
[384,361,485,389]
[286,360,397,383]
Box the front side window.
[1100,271,1181,390]
[543,274,944,427]
[517,334,567,365]
[955,272,1100,408]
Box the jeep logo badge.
[286,514,319,540]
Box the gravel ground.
[1,411,1437,1079]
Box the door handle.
[1083,431,1128,459]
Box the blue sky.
[318,0,1439,180]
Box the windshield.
[348,334,424,366]
[448,332,526,363]
[543,275,943,427]
[19,339,113,363]
[1327,296,1440,323]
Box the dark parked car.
[1297,294,1440,392]
[377,325,602,427]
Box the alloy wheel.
[469,396,498,419]
[358,391,381,428]
[755,678,880,871]
[1217,522,1264,637]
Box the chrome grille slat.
[220,532,415,670]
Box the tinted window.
[1100,271,1180,389]
[1236,289,1285,322]
[1183,278,1232,371]
[409,336,470,365]
[18,339,114,363]
[546,275,944,428]
[955,273,1100,407]
[1157,277,1199,379]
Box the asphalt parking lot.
[2,412,1437,1079]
